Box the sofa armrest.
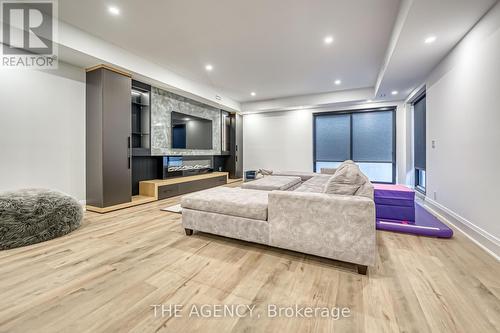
[268,191,376,266]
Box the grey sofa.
[181,163,376,275]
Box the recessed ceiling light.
[324,36,334,45]
[334,79,341,85]
[108,6,120,16]
[424,35,437,44]
[250,92,256,97]
[205,64,213,71]
[391,90,399,95]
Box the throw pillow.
[324,163,367,195]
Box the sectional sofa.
[180,161,376,274]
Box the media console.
[140,172,228,200]
[86,172,228,213]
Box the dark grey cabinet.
[224,113,243,179]
[235,113,243,178]
[86,66,132,208]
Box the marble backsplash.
[151,87,221,156]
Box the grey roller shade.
[414,95,426,170]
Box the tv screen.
[171,111,213,149]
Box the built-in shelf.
[132,101,150,107]
[131,81,151,155]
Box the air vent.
[215,95,222,101]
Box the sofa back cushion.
[354,173,374,200]
[323,163,367,196]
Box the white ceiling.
[58,0,496,109]
[59,0,399,102]
[375,0,497,99]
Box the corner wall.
[0,62,86,201]
[424,2,500,256]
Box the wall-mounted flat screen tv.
[171,111,213,149]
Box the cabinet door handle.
[127,136,131,169]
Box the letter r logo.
[2,1,53,55]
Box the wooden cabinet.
[140,172,228,200]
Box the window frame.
[313,107,397,184]
[415,168,426,193]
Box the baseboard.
[422,197,499,260]
[79,200,86,210]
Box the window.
[313,108,396,183]
[413,94,426,192]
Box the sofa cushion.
[294,174,332,193]
[320,167,337,175]
[324,163,367,196]
[355,173,374,200]
[241,176,301,191]
[181,187,269,221]
[272,171,318,181]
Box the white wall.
[244,109,314,172]
[243,101,409,184]
[424,2,500,255]
[0,62,86,201]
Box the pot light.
[391,90,398,95]
[424,35,437,44]
[108,6,120,16]
[334,79,341,85]
[205,64,213,71]
[250,92,256,97]
[324,36,334,45]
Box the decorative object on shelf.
[0,189,82,250]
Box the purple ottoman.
[374,184,415,222]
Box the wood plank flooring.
[0,182,499,332]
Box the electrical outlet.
[432,140,436,149]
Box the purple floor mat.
[376,203,453,238]
[374,184,415,222]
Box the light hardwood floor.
[0,182,499,332]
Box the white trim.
[422,197,500,261]
[405,84,426,104]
